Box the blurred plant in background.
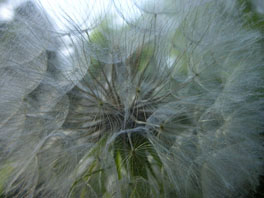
[0,0,264,197]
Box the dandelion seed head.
[0,0,264,197]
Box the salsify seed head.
[0,0,264,198]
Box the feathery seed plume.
[0,0,263,197]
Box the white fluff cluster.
[0,0,263,197]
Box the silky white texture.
[0,0,263,198]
